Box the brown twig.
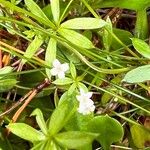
[0,78,51,118]
[0,49,2,68]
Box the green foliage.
[131,38,150,59]
[131,124,150,149]
[123,65,150,83]
[0,0,150,149]
[54,131,98,149]
[87,115,124,150]
[7,123,46,142]
[60,17,106,29]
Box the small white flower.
[78,100,95,115]
[76,89,93,103]
[50,59,69,79]
[76,89,95,115]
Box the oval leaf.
[54,131,98,149]
[131,38,150,59]
[7,123,45,142]
[61,17,106,29]
[87,115,124,150]
[58,28,94,49]
[131,124,150,149]
[123,65,150,83]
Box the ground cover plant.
[0,0,150,149]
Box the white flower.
[76,89,95,115]
[50,59,69,79]
[76,89,93,103]
[78,100,95,115]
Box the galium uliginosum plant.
[7,59,123,150]
[0,0,150,150]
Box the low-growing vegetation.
[0,0,150,149]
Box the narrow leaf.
[61,17,106,29]
[31,108,48,135]
[22,35,43,64]
[51,0,60,23]
[25,0,52,24]
[7,123,45,142]
[70,62,76,79]
[54,131,98,149]
[52,77,73,85]
[45,38,57,79]
[131,38,150,59]
[123,65,150,83]
[58,28,94,49]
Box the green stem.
[84,81,150,114]
[81,0,100,18]
[135,9,149,39]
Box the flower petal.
[50,68,58,76]
[85,92,93,99]
[61,63,69,72]
[53,59,61,67]
[58,72,65,79]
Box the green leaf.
[0,78,17,92]
[58,28,94,49]
[87,115,124,150]
[54,131,98,149]
[102,17,112,51]
[111,28,133,50]
[51,0,60,23]
[97,0,150,11]
[61,17,106,29]
[25,0,52,24]
[131,38,150,59]
[65,111,93,131]
[45,38,57,79]
[77,82,89,92]
[31,108,48,135]
[0,66,13,79]
[70,62,76,79]
[131,124,150,149]
[68,83,76,95]
[48,96,76,135]
[123,65,150,83]
[22,35,44,64]
[52,77,73,85]
[7,123,45,142]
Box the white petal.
[61,63,69,72]
[85,92,93,99]
[58,72,65,79]
[78,100,95,115]
[50,68,59,76]
[53,59,61,67]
